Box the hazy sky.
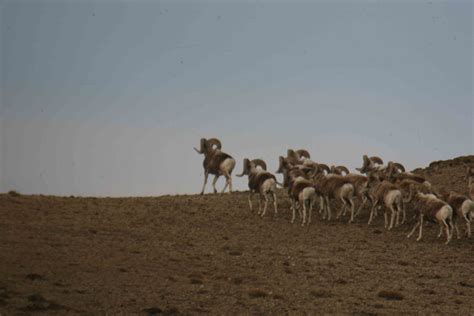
[0,0,472,196]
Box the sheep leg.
[301,197,307,226]
[272,192,278,218]
[223,171,232,193]
[384,208,389,229]
[319,196,324,214]
[389,205,396,230]
[337,197,346,219]
[290,199,297,224]
[200,172,210,195]
[437,225,443,238]
[228,174,233,193]
[407,219,420,238]
[454,220,461,239]
[297,201,303,219]
[442,219,451,244]
[308,197,313,224]
[355,195,367,217]
[248,191,253,211]
[368,201,378,225]
[348,198,355,223]
[416,214,424,241]
[221,172,230,193]
[464,214,471,237]
[395,208,400,227]
[401,202,406,224]
[258,195,262,215]
[261,193,269,218]
[325,196,332,220]
[212,175,219,193]
[221,178,229,193]
[320,197,326,219]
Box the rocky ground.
[1,156,473,315]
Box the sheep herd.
[194,138,474,245]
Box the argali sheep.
[366,176,404,230]
[440,191,474,238]
[276,156,318,225]
[332,166,370,219]
[194,138,236,195]
[407,192,454,244]
[276,156,313,189]
[467,165,474,200]
[288,176,317,226]
[236,158,278,218]
[388,161,432,191]
[286,149,312,166]
[312,165,355,222]
[356,155,385,175]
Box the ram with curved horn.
[194,137,236,195]
[366,175,404,230]
[333,165,371,220]
[236,158,279,218]
[276,156,314,189]
[467,165,474,200]
[312,164,356,222]
[356,155,386,175]
[406,190,454,244]
[296,149,311,160]
[389,165,431,190]
[439,191,474,239]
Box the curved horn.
[236,158,250,177]
[276,156,285,173]
[336,165,350,175]
[392,162,405,172]
[359,154,370,171]
[287,149,300,164]
[370,156,384,165]
[318,163,331,174]
[251,159,267,171]
[206,138,222,150]
[194,138,206,154]
[296,149,311,159]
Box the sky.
[0,0,472,196]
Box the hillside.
[0,156,473,315]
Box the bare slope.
[0,156,473,314]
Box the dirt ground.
[1,156,473,315]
